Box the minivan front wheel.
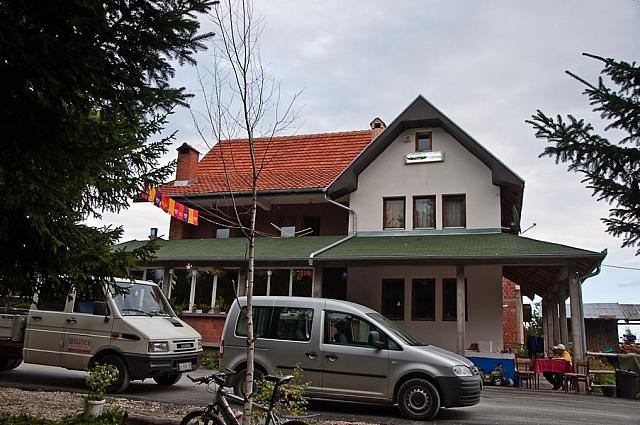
[397,378,440,420]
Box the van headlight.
[453,365,473,377]
[148,341,169,353]
[197,339,202,349]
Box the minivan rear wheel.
[233,367,264,397]
[397,378,440,420]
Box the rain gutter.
[309,193,357,265]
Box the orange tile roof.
[161,130,373,196]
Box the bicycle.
[180,369,309,425]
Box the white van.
[220,296,481,421]
[0,278,202,392]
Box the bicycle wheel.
[180,410,223,425]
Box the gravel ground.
[0,386,198,421]
[0,386,371,424]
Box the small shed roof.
[567,303,640,321]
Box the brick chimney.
[175,143,200,184]
[370,117,386,140]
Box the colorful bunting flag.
[142,187,199,226]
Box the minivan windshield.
[110,282,172,317]
[367,312,425,346]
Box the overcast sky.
[90,0,640,309]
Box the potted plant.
[201,303,211,313]
[215,296,228,315]
[84,364,116,417]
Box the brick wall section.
[169,217,191,240]
[502,277,519,350]
[180,314,226,347]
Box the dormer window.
[415,132,432,152]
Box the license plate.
[178,362,192,372]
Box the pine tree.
[528,53,640,253]
[0,1,215,296]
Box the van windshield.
[367,312,425,346]
[110,282,171,317]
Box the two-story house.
[119,96,605,360]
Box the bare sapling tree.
[190,0,299,422]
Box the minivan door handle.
[66,318,77,324]
[305,351,318,360]
[325,353,338,362]
[31,316,42,321]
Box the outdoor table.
[532,358,573,374]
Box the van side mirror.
[93,301,109,321]
[368,330,385,349]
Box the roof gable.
[161,131,373,196]
[326,95,525,231]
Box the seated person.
[543,343,572,390]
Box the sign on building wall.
[405,151,445,164]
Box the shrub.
[253,364,308,419]
[201,354,219,370]
[85,364,116,401]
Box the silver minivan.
[220,296,481,420]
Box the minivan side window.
[236,306,313,342]
[325,311,387,349]
[271,307,313,342]
[236,306,273,338]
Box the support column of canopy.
[569,268,586,361]
[542,294,553,353]
[551,285,560,347]
[514,284,524,347]
[161,267,172,298]
[456,265,466,356]
[558,281,569,345]
[313,267,323,298]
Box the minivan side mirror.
[368,330,385,349]
[93,301,109,321]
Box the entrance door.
[321,268,347,300]
[62,290,113,370]
[321,311,389,400]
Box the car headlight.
[197,339,203,349]
[148,341,169,353]
[453,365,473,377]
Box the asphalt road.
[1,364,639,424]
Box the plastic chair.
[564,360,590,393]
[515,358,538,389]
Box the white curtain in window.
[415,198,435,228]
[445,197,464,227]
[385,199,405,228]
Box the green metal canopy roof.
[116,233,605,298]
[314,233,602,262]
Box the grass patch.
[0,409,124,424]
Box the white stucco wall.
[346,265,503,353]
[349,128,502,232]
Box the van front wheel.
[98,354,130,393]
[397,378,440,420]
[154,373,182,386]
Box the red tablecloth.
[532,358,573,374]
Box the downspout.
[574,249,605,357]
[308,193,357,266]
